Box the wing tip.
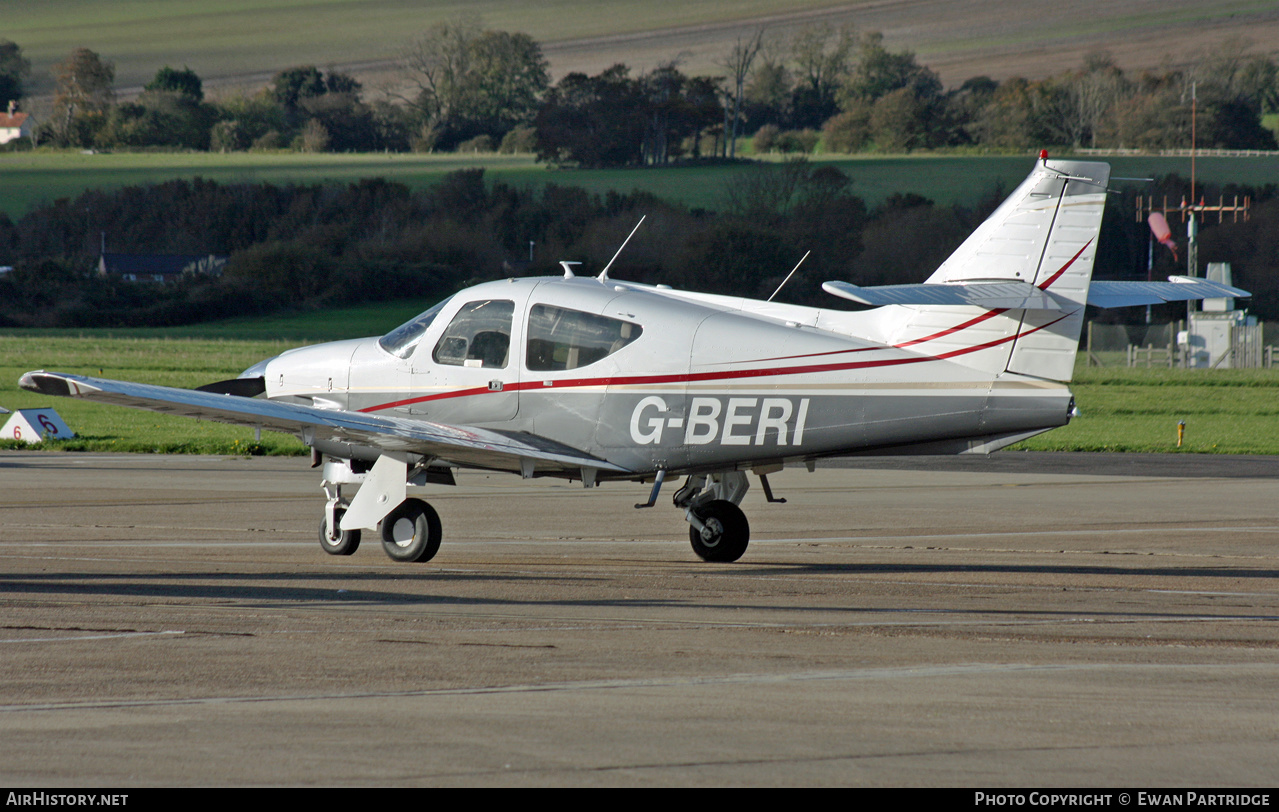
[19,371,103,398]
[19,370,63,396]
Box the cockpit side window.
[378,297,453,359]
[432,299,515,369]
[526,304,642,371]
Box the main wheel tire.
[319,508,360,556]
[688,499,750,562]
[379,498,442,563]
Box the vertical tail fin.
[857,156,1110,382]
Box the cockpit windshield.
[377,297,453,359]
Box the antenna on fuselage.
[560,261,581,278]
[598,215,646,282]
[767,250,811,302]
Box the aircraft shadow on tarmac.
[744,561,1279,579]
[2,562,1277,620]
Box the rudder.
[856,156,1110,382]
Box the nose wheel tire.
[319,508,360,556]
[380,498,443,563]
[688,499,749,562]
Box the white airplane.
[21,154,1248,563]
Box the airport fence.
[1085,321,1275,369]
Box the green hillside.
[4,150,1278,220]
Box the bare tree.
[789,23,856,127]
[51,48,115,143]
[1047,52,1128,148]
[400,16,549,148]
[401,16,484,125]
[716,28,764,158]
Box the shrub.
[777,128,819,154]
[822,108,872,153]
[498,125,537,154]
[455,133,495,153]
[752,124,780,153]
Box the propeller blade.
[195,377,266,397]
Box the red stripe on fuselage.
[722,346,879,364]
[894,308,1008,349]
[355,313,1073,413]
[356,242,1089,414]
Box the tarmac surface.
[1,450,1277,786]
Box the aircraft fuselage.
[263,276,1073,477]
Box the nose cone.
[240,355,275,380]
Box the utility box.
[1182,311,1259,368]
[1174,263,1262,368]
[2,408,75,443]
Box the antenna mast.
[598,216,646,281]
[767,251,811,302]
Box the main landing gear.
[321,481,443,563]
[379,498,442,563]
[672,472,751,563]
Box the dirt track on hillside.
[538,0,1279,84]
[102,1,1279,106]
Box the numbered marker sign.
[2,409,75,443]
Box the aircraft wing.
[1085,277,1251,308]
[822,280,1063,310]
[18,371,629,475]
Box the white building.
[0,101,31,145]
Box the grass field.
[0,301,436,455]
[0,334,307,455]
[5,150,1278,220]
[3,311,1277,456]
[1015,367,1279,454]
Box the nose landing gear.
[319,505,361,556]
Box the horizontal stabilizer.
[822,279,1063,310]
[1087,277,1251,309]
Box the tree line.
[2,22,1276,161]
[0,166,1275,328]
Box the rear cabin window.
[432,299,514,369]
[526,304,642,371]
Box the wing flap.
[18,371,629,475]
